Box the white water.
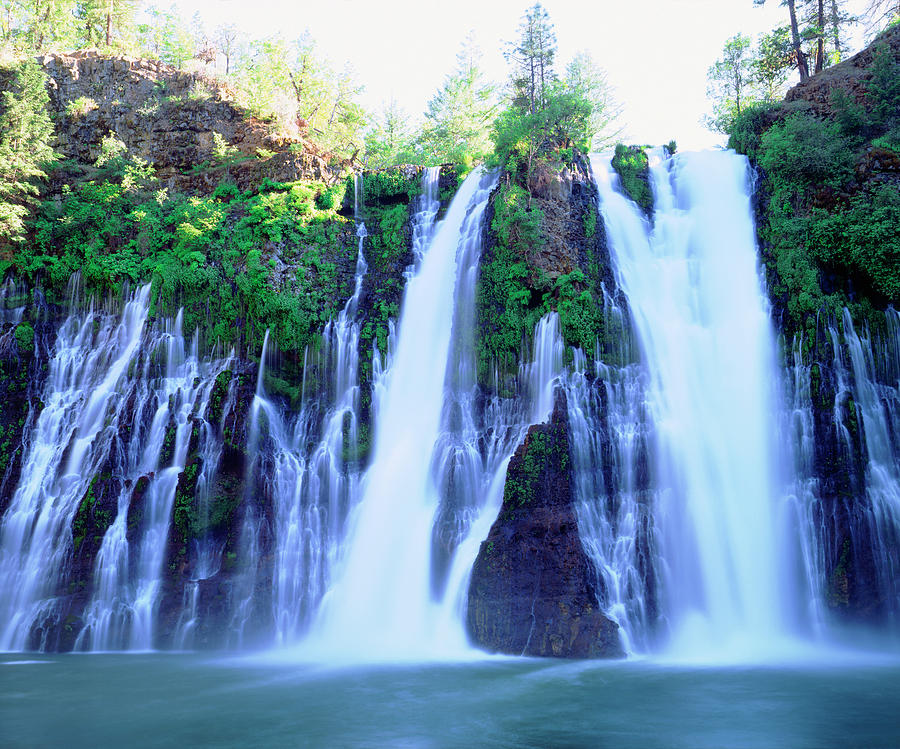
[589,149,789,657]
[0,286,151,650]
[309,168,495,657]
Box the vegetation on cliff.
[727,27,900,345]
[473,4,627,387]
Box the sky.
[171,0,872,150]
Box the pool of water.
[2,652,900,748]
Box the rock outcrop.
[785,24,900,117]
[40,50,349,193]
[467,388,624,659]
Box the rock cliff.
[467,388,624,659]
[41,50,349,193]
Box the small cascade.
[564,343,658,652]
[72,315,231,651]
[821,311,900,620]
[0,285,151,650]
[588,149,790,656]
[0,279,27,353]
[235,196,374,645]
[779,337,828,635]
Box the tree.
[705,33,756,133]
[755,0,811,82]
[364,98,417,168]
[0,59,55,250]
[754,26,793,100]
[212,22,241,75]
[564,50,623,150]
[418,33,497,165]
[505,2,556,114]
[1,0,79,52]
[825,0,856,62]
[137,4,195,66]
[234,33,366,157]
[77,0,138,49]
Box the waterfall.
[308,168,496,656]
[587,149,790,656]
[0,285,151,650]
[779,308,900,639]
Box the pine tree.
[505,2,556,114]
[705,33,756,133]
[755,0,811,82]
[0,59,55,250]
[419,33,497,164]
[564,51,622,149]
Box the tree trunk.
[106,11,112,47]
[787,0,810,82]
[830,0,843,61]
[816,0,826,73]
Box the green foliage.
[416,33,497,166]
[361,169,421,204]
[65,96,98,118]
[611,144,652,213]
[565,50,622,150]
[809,188,900,300]
[869,42,900,126]
[0,59,56,250]
[14,321,34,355]
[758,112,854,188]
[731,93,900,340]
[11,150,358,357]
[705,33,757,134]
[476,182,546,383]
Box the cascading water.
[587,149,790,656]
[310,168,498,657]
[0,285,151,650]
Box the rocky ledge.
[466,388,624,658]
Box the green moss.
[611,144,652,213]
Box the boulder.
[466,388,624,658]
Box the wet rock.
[467,388,624,658]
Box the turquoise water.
[2,653,900,748]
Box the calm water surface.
[2,653,899,748]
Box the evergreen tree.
[564,50,622,149]
[77,0,137,49]
[755,0,811,81]
[364,98,417,168]
[418,33,497,164]
[505,2,556,114]
[1,0,79,52]
[754,26,793,100]
[0,59,55,250]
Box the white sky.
[171,0,872,150]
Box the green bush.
[758,113,855,189]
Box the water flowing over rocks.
[467,388,624,659]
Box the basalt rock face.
[41,50,349,192]
[785,24,900,117]
[467,388,624,659]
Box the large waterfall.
[1,151,899,657]
[584,150,789,656]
